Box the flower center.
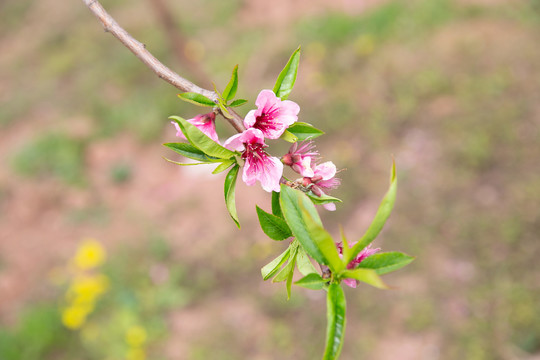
[254,105,280,132]
[241,141,267,162]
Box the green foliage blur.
[1,0,539,359]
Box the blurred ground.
[1,0,540,359]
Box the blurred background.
[1,0,540,359]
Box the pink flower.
[244,89,300,139]
[282,141,319,177]
[302,161,341,211]
[336,243,381,288]
[172,112,219,143]
[224,128,283,192]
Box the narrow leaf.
[301,209,344,274]
[272,243,299,300]
[273,244,298,283]
[340,268,388,289]
[345,160,397,265]
[261,247,291,280]
[357,251,414,275]
[218,101,233,119]
[307,192,343,205]
[295,273,326,290]
[164,143,220,162]
[296,246,318,276]
[280,185,343,273]
[287,122,325,141]
[170,116,236,160]
[271,191,283,218]
[212,159,236,174]
[224,164,240,228]
[280,185,324,264]
[163,158,207,166]
[177,92,216,107]
[280,130,298,143]
[323,284,346,360]
[229,99,248,107]
[256,206,292,241]
[273,46,301,100]
[222,65,239,102]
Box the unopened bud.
[282,153,294,166]
[311,175,323,183]
[302,177,312,187]
[311,185,323,197]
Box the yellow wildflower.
[125,325,147,348]
[73,239,106,270]
[126,348,146,360]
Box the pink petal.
[223,133,246,152]
[342,278,358,288]
[280,100,300,117]
[277,114,298,128]
[224,128,265,151]
[314,161,337,181]
[255,89,278,110]
[262,123,288,140]
[171,121,185,139]
[298,157,314,177]
[258,156,284,192]
[243,110,257,129]
[323,203,336,211]
[356,245,381,263]
[192,119,219,143]
[242,155,283,192]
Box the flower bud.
[311,185,323,197]
[282,153,294,166]
[302,177,312,187]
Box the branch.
[82,0,245,133]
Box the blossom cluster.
[173,89,341,209]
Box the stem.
[81,0,245,133]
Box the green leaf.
[280,185,343,273]
[222,65,239,102]
[287,122,325,141]
[261,247,291,280]
[229,99,248,107]
[163,158,208,166]
[301,210,344,274]
[296,246,318,276]
[272,243,299,300]
[345,160,398,265]
[323,284,346,360]
[357,251,414,275]
[280,185,323,262]
[170,116,236,160]
[307,192,343,205]
[280,130,298,143]
[273,244,298,282]
[256,206,292,241]
[273,46,301,100]
[177,92,216,107]
[271,191,283,218]
[295,273,326,290]
[224,164,240,228]
[218,101,234,119]
[339,268,388,289]
[212,159,236,174]
[163,143,220,162]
